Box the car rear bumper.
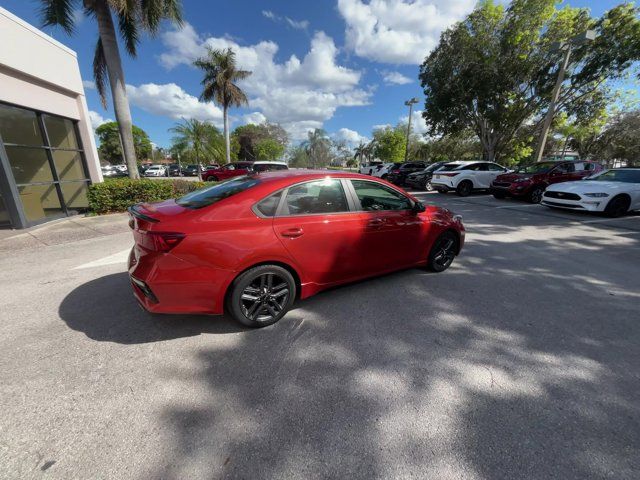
[128,247,234,315]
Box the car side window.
[463,164,481,171]
[282,179,349,215]
[554,163,575,174]
[351,180,412,211]
[255,191,283,217]
[487,163,504,171]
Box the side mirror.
[412,201,426,213]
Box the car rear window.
[439,163,465,171]
[176,176,261,208]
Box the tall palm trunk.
[92,0,140,179]
[223,104,231,164]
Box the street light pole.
[404,97,419,162]
[532,30,596,163]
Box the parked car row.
[202,161,288,181]
[361,159,640,217]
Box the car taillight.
[148,232,185,252]
[440,172,460,177]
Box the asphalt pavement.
[1,192,639,479]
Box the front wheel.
[227,265,296,327]
[427,231,459,272]
[604,196,630,218]
[492,191,506,199]
[528,186,544,204]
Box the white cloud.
[381,70,413,85]
[88,110,112,129]
[83,80,96,90]
[159,23,371,140]
[332,128,369,148]
[126,83,223,125]
[262,10,309,30]
[338,0,475,64]
[399,109,428,134]
[243,112,267,125]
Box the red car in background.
[128,171,465,327]
[202,161,253,181]
[490,160,603,203]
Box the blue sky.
[0,0,629,148]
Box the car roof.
[253,161,287,165]
[444,160,481,165]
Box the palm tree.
[302,129,332,169]
[169,119,224,180]
[193,47,252,164]
[354,143,366,166]
[39,0,182,179]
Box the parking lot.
[1,192,639,479]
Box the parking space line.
[73,248,131,270]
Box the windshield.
[176,176,261,208]
[590,169,640,183]
[517,162,556,174]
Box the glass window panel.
[5,146,54,184]
[0,104,44,146]
[18,184,63,222]
[53,151,87,181]
[351,180,412,211]
[284,179,349,215]
[43,115,79,149]
[60,181,89,210]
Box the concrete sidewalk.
[0,213,130,252]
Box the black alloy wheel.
[228,265,296,327]
[529,186,544,204]
[456,180,473,197]
[427,231,458,272]
[604,196,630,218]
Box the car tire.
[427,231,459,272]
[381,174,388,180]
[604,195,630,218]
[424,180,433,192]
[227,265,296,328]
[208,175,218,182]
[456,180,473,197]
[492,191,506,199]
[528,186,544,204]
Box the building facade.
[0,7,102,229]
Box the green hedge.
[88,178,214,214]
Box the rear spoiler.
[128,204,159,223]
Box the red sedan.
[128,171,465,327]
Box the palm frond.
[118,9,139,57]
[93,37,109,108]
[39,0,78,34]
[140,0,183,33]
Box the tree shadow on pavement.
[58,272,246,343]
[140,223,640,479]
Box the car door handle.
[367,218,385,228]
[281,228,304,238]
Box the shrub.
[88,178,215,214]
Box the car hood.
[495,172,540,182]
[546,180,630,193]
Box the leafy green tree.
[288,146,309,168]
[415,130,482,163]
[232,123,288,160]
[194,48,252,164]
[302,129,333,168]
[419,1,640,162]
[372,126,406,162]
[254,139,285,160]
[95,122,152,164]
[40,0,182,179]
[169,119,224,179]
[599,109,640,166]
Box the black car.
[183,164,203,176]
[386,161,428,186]
[404,161,448,191]
[167,164,182,176]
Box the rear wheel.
[227,265,296,327]
[528,186,544,204]
[207,175,218,182]
[427,231,459,272]
[456,180,473,197]
[604,195,630,218]
[381,174,388,180]
[492,191,506,199]
[424,180,433,192]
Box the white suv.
[432,161,509,196]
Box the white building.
[0,7,102,229]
